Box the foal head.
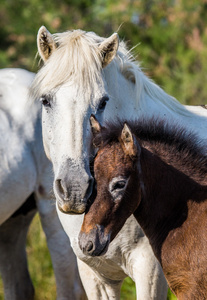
[79,116,143,256]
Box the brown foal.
[79,115,207,300]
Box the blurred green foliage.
[1,0,207,104]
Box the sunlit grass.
[0,214,56,300]
[121,277,136,299]
[168,289,177,300]
[26,214,56,300]
[121,277,176,300]
[0,214,177,299]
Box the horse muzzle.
[54,176,94,214]
[57,201,87,215]
[78,225,111,256]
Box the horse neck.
[106,64,207,144]
[133,146,206,262]
[104,65,139,119]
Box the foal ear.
[121,123,141,158]
[90,115,103,148]
[90,115,102,135]
[37,26,57,62]
[99,33,119,68]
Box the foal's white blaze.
[32,27,207,214]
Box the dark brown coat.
[79,117,207,299]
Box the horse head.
[32,26,185,215]
[32,26,121,214]
[79,116,142,256]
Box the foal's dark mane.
[94,118,207,182]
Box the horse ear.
[37,26,57,62]
[121,123,141,158]
[90,115,102,136]
[90,115,103,148]
[99,33,119,68]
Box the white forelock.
[31,30,103,100]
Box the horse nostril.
[86,241,93,252]
[55,179,68,199]
[56,179,63,194]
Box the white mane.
[31,29,191,117]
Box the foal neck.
[134,145,207,261]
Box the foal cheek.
[95,193,113,222]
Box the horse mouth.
[57,203,86,215]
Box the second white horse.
[0,68,85,300]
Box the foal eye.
[109,177,128,200]
[111,180,126,192]
[40,95,51,108]
[109,176,128,201]
[98,96,109,111]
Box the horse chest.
[58,208,147,280]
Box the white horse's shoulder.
[0,68,35,109]
[0,68,39,127]
[0,68,35,88]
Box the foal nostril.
[86,241,93,253]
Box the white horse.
[0,68,86,300]
[30,27,170,300]
[31,27,207,299]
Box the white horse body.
[0,68,85,299]
[0,68,38,223]
[57,209,166,299]
[31,27,207,299]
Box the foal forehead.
[95,143,132,174]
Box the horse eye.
[98,96,109,111]
[111,180,127,192]
[109,177,128,199]
[40,95,51,107]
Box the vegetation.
[1,0,207,104]
[0,1,206,299]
